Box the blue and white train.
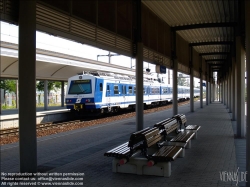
[65,71,200,113]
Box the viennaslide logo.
[219,167,248,186]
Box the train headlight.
[66,99,72,103]
[85,99,91,102]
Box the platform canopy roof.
[0,42,137,81]
[0,0,246,81]
[143,0,244,73]
[144,1,237,43]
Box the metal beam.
[210,64,224,66]
[19,0,37,173]
[135,0,144,131]
[208,62,225,65]
[172,22,237,31]
[211,67,222,69]
[205,59,226,62]
[246,0,250,185]
[211,67,223,69]
[190,41,233,47]
[172,30,178,116]
[190,46,194,112]
[199,52,230,56]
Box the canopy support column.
[18,0,37,173]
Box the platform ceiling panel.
[36,61,86,80]
[193,45,230,54]
[0,55,79,80]
[36,1,133,58]
[1,56,18,77]
[143,1,236,27]
[202,58,207,76]
[0,42,138,80]
[203,54,228,60]
[176,33,189,67]
[142,47,171,68]
[178,62,189,75]
[143,0,236,75]
[177,27,234,43]
[0,0,19,24]
[192,49,200,74]
[1,0,242,78]
[141,4,171,59]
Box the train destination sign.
[74,80,91,83]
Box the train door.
[106,84,111,110]
[147,86,151,105]
[122,85,126,108]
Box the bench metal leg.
[190,130,198,139]
[163,162,171,177]
[111,154,172,177]
[178,148,185,158]
[194,132,198,139]
[186,140,191,149]
[112,159,119,173]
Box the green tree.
[177,77,188,86]
[0,79,16,93]
[36,81,61,104]
[0,79,17,107]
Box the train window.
[134,87,136,94]
[122,85,126,94]
[129,86,133,94]
[156,88,160,94]
[107,85,110,91]
[68,80,92,94]
[143,87,147,94]
[163,88,168,94]
[100,83,103,91]
[114,85,119,94]
[151,88,155,94]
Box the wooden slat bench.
[140,127,183,164]
[154,117,195,153]
[104,127,150,164]
[174,114,187,127]
[104,126,183,177]
[154,118,179,141]
[104,142,131,159]
[169,130,195,149]
[173,114,201,139]
[150,146,182,162]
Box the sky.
[0,21,200,87]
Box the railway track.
[0,99,194,138]
[0,120,81,137]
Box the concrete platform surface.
[0,101,246,187]
[0,106,69,120]
[0,106,70,129]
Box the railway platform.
[0,101,246,187]
[0,106,70,129]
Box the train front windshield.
[68,80,92,94]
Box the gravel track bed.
[0,101,190,145]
